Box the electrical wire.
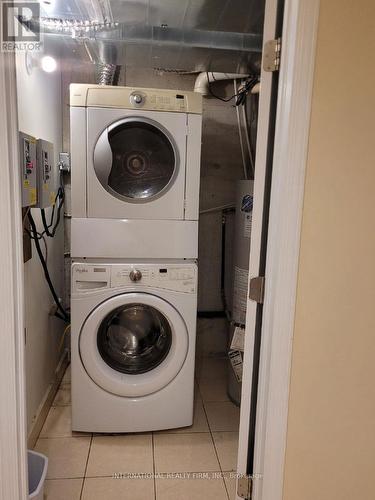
[24,226,48,261]
[242,103,255,178]
[28,211,70,322]
[234,79,248,180]
[39,231,48,264]
[58,324,71,354]
[41,185,65,238]
[207,72,240,102]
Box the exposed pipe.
[251,82,261,94]
[97,63,118,85]
[194,72,249,95]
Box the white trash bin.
[28,450,48,500]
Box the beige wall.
[283,1,375,499]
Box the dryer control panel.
[70,84,202,114]
[72,263,197,294]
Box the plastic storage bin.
[28,450,48,500]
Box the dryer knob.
[130,93,143,106]
[129,269,142,282]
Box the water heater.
[228,179,253,406]
[232,180,254,325]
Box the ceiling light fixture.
[41,55,57,72]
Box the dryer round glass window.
[93,118,178,202]
[97,303,172,375]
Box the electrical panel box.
[36,139,56,208]
[19,132,37,207]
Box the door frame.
[0,51,28,499]
[1,0,320,497]
[236,0,320,499]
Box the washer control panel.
[111,264,197,293]
[72,263,197,294]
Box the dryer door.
[87,108,187,220]
[79,292,189,397]
[94,117,178,203]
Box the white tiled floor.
[38,358,240,500]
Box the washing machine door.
[79,293,189,397]
[93,117,179,203]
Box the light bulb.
[41,55,57,73]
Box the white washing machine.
[70,84,202,259]
[71,261,197,432]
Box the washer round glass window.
[97,303,172,375]
[95,119,177,201]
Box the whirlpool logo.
[1,1,42,52]
[75,268,88,274]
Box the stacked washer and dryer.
[69,84,202,432]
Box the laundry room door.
[235,0,284,498]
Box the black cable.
[207,72,259,105]
[41,208,51,236]
[54,311,67,321]
[235,77,259,107]
[41,186,65,238]
[207,72,239,102]
[28,212,70,322]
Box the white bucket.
[28,450,48,500]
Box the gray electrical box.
[36,139,56,208]
[19,132,37,207]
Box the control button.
[130,93,144,106]
[129,269,142,282]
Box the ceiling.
[40,0,265,72]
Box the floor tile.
[154,433,220,473]
[204,401,240,431]
[35,437,91,479]
[156,475,228,500]
[223,472,237,500]
[196,357,228,382]
[86,434,153,477]
[196,318,228,357]
[52,385,71,406]
[82,477,154,500]
[199,377,230,402]
[159,396,209,434]
[44,478,83,500]
[61,365,71,385]
[40,406,87,438]
[212,432,238,471]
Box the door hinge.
[263,37,282,72]
[237,476,253,499]
[249,276,265,304]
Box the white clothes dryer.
[70,260,197,433]
[70,84,202,259]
